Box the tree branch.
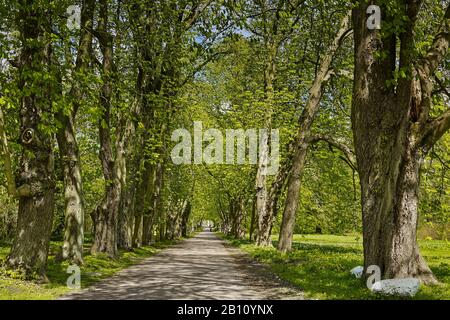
[183,0,213,30]
[417,4,450,78]
[308,134,357,171]
[204,166,232,200]
[295,10,351,129]
[421,107,450,151]
[432,74,450,98]
[180,50,231,88]
[431,150,450,170]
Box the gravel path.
[61,231,304,300]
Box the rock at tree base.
[350,266,364,278]
[371,278,420,297]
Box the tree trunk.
[7,2,55,278]
[249,198,256,241]
[255,39,277,247]
[143,162,164,244]
[164,210,177,240]
[57,0,95,265]
[181,201,191,237]
[115,113,135,249]
[158,214,166,241]
[351,2,450,284]
[116,74,141,250]
[278,11,351,253]
[117,142,137,250]
[91,0,119,257]
[143,209,155,244]
[131,80,158,247]
[231,198,245,240]
[132,161,152,247]
[278,146,308,252]
[255,137,272,245]
[56,116,84,264]
[361,134,435,281]
[91,183,120,256]
[117,180,135,249]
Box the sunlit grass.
[0,239,181,300]
[224,234,450,300]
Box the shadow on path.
[61,232,304,300]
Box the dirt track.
[61,231,304,300]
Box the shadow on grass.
[223,235,449,300]
[284,241,362,255]
[1,237,183,297]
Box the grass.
[0,238,181,300]
[223,233,450,300]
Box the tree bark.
[143,162,164,244]
[249,197,256,241]
[7,1,55,278]
[57,0,95,265]
[351,2,450,284]
[116,134,137,250]
[180,201,192,237]
[56,115,84,264]
[91,0,120,257]
[116,71,142,250]
[117,178,135,249]
[164,200,180,241]
[231,198,246,240]
[132,160,152,247]
[115,121,132,249]
[278,146,308,252]
[255,38,277,247]
[278,11,351,253]
[253,1,305,245]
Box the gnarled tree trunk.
[352,2,450,284]
[7,2,55,278]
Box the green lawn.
[0,239,180,300]
[224,234,450,300]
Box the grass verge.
[0,238,182,300]
[222,233,450,300]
